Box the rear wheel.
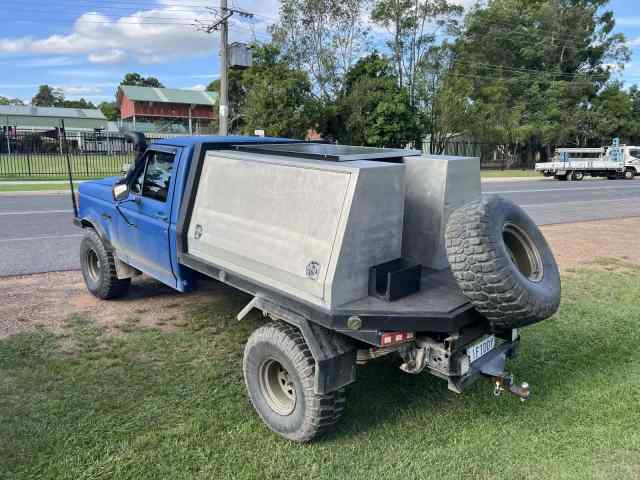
[243,322,345,442]
[80,229,131,299]
[572,171,584,181]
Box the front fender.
[73,215,114,251]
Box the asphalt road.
[1,178,639,277]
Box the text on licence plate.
[467,335,496,363]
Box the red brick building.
[117,85,218,134]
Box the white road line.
[485,185,640,194]
[0,209,70,216]
[0,234,83,243]
[521,198,639,208]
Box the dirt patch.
[540,217,640,271]
[1,217,639,340]
[0,271,228,340]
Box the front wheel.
[572,171,584,181]
[80,229,131,299]
[624,169,635,180]
[243,322,345,442]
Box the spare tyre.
[445,195,560,331]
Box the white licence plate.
[467,335,496,363]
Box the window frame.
[129,146,178,202]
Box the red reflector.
[380,331,415,346]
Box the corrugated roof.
[119,85,218,106]
[0,105,107,120]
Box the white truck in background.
[535,142,640,180]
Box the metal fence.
[1,131,545,178]
[0,130,166,178]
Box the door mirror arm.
[112,184,140,228]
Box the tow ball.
[479,350,531,401]
[491,376,531,402]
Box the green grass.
[0,154,126,180]
[1,267,639,479]
[0,182,81,192]
[481,169,541,178]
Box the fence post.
[83,134,90,177]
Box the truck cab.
[75,135,296,291]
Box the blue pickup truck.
[73,134,560,442]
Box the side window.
[629,150,640,160]
[141,151,175,202]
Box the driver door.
[116,146,180,287]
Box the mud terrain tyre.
[243,322,345,442]
[445,195,560,331]
[80,229,131,299]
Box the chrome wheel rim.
[259,359,296,416]
[86,249,101,282]
[503,223,544,282]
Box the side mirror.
[113,181,129,202]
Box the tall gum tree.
[451,0,629,163]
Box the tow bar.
[479,350,531,401]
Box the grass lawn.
[481,169,540,178]
[0,183,80,192]
[1,265,639,479]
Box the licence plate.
[467,335,496,363]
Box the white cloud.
[0,9,218,64]
[57,85,104,96]
[88,50,127,64]
[188,84,207,91]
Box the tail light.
[380,331,415,346]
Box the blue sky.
[0,0,639,105]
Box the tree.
[99,101,120,121]
[415,43,472,153]
[451,0,630,158]
[370,0,464,147]
[32,85,65,107]
[238,44,316,138]
[207,69,245,133]
[120,73,164,88]
[0,96,24,106]
[372,0,463,104]
[333,52,419,147]
[61,98,96,109]
[271,0,370,99]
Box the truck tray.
[337,267,470,316]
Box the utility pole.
[219,0,229,136]
[194,5,253,136]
